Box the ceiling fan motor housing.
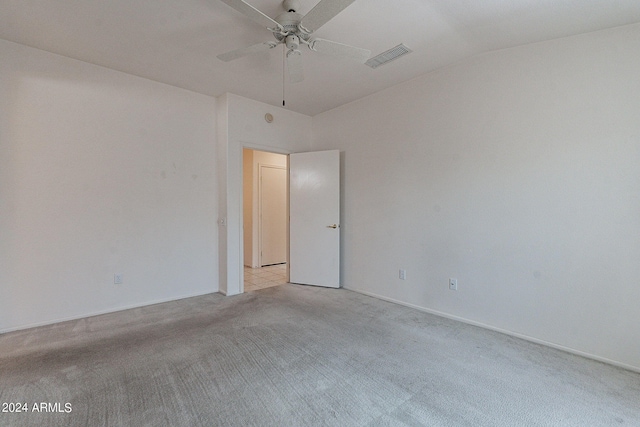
[273,11,309,42]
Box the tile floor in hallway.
[244,263,288,292]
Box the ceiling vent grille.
[365,44,412,69]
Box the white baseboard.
[344,286,640,374]
[0,290,219,335]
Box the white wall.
[0,40,218,332]
[217,94,311,295]
[312,24,640,371]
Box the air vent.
[365,44,412,69]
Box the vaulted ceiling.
[3,0,640,116]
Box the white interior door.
[259,165,287,266]
[289,150,340,288]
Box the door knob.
[326,224,339,229]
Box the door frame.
[240,146,291,293]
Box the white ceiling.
[3,0,640,116]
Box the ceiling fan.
[217,0,371,83]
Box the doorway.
[242,148,289,292]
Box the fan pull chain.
[282,44,286,107]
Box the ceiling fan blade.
[309,38,370,63]
[219,0,283,31]
[286,49,304,83]
[217,42,278,62]
[299,0,357,33]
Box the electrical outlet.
[449,278,457,290]
[114,274,123,285]
[399,269,406,280]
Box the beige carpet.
[1,284,639,426]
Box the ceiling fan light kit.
[217,0,371,83]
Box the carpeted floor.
[1,284,639,426]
